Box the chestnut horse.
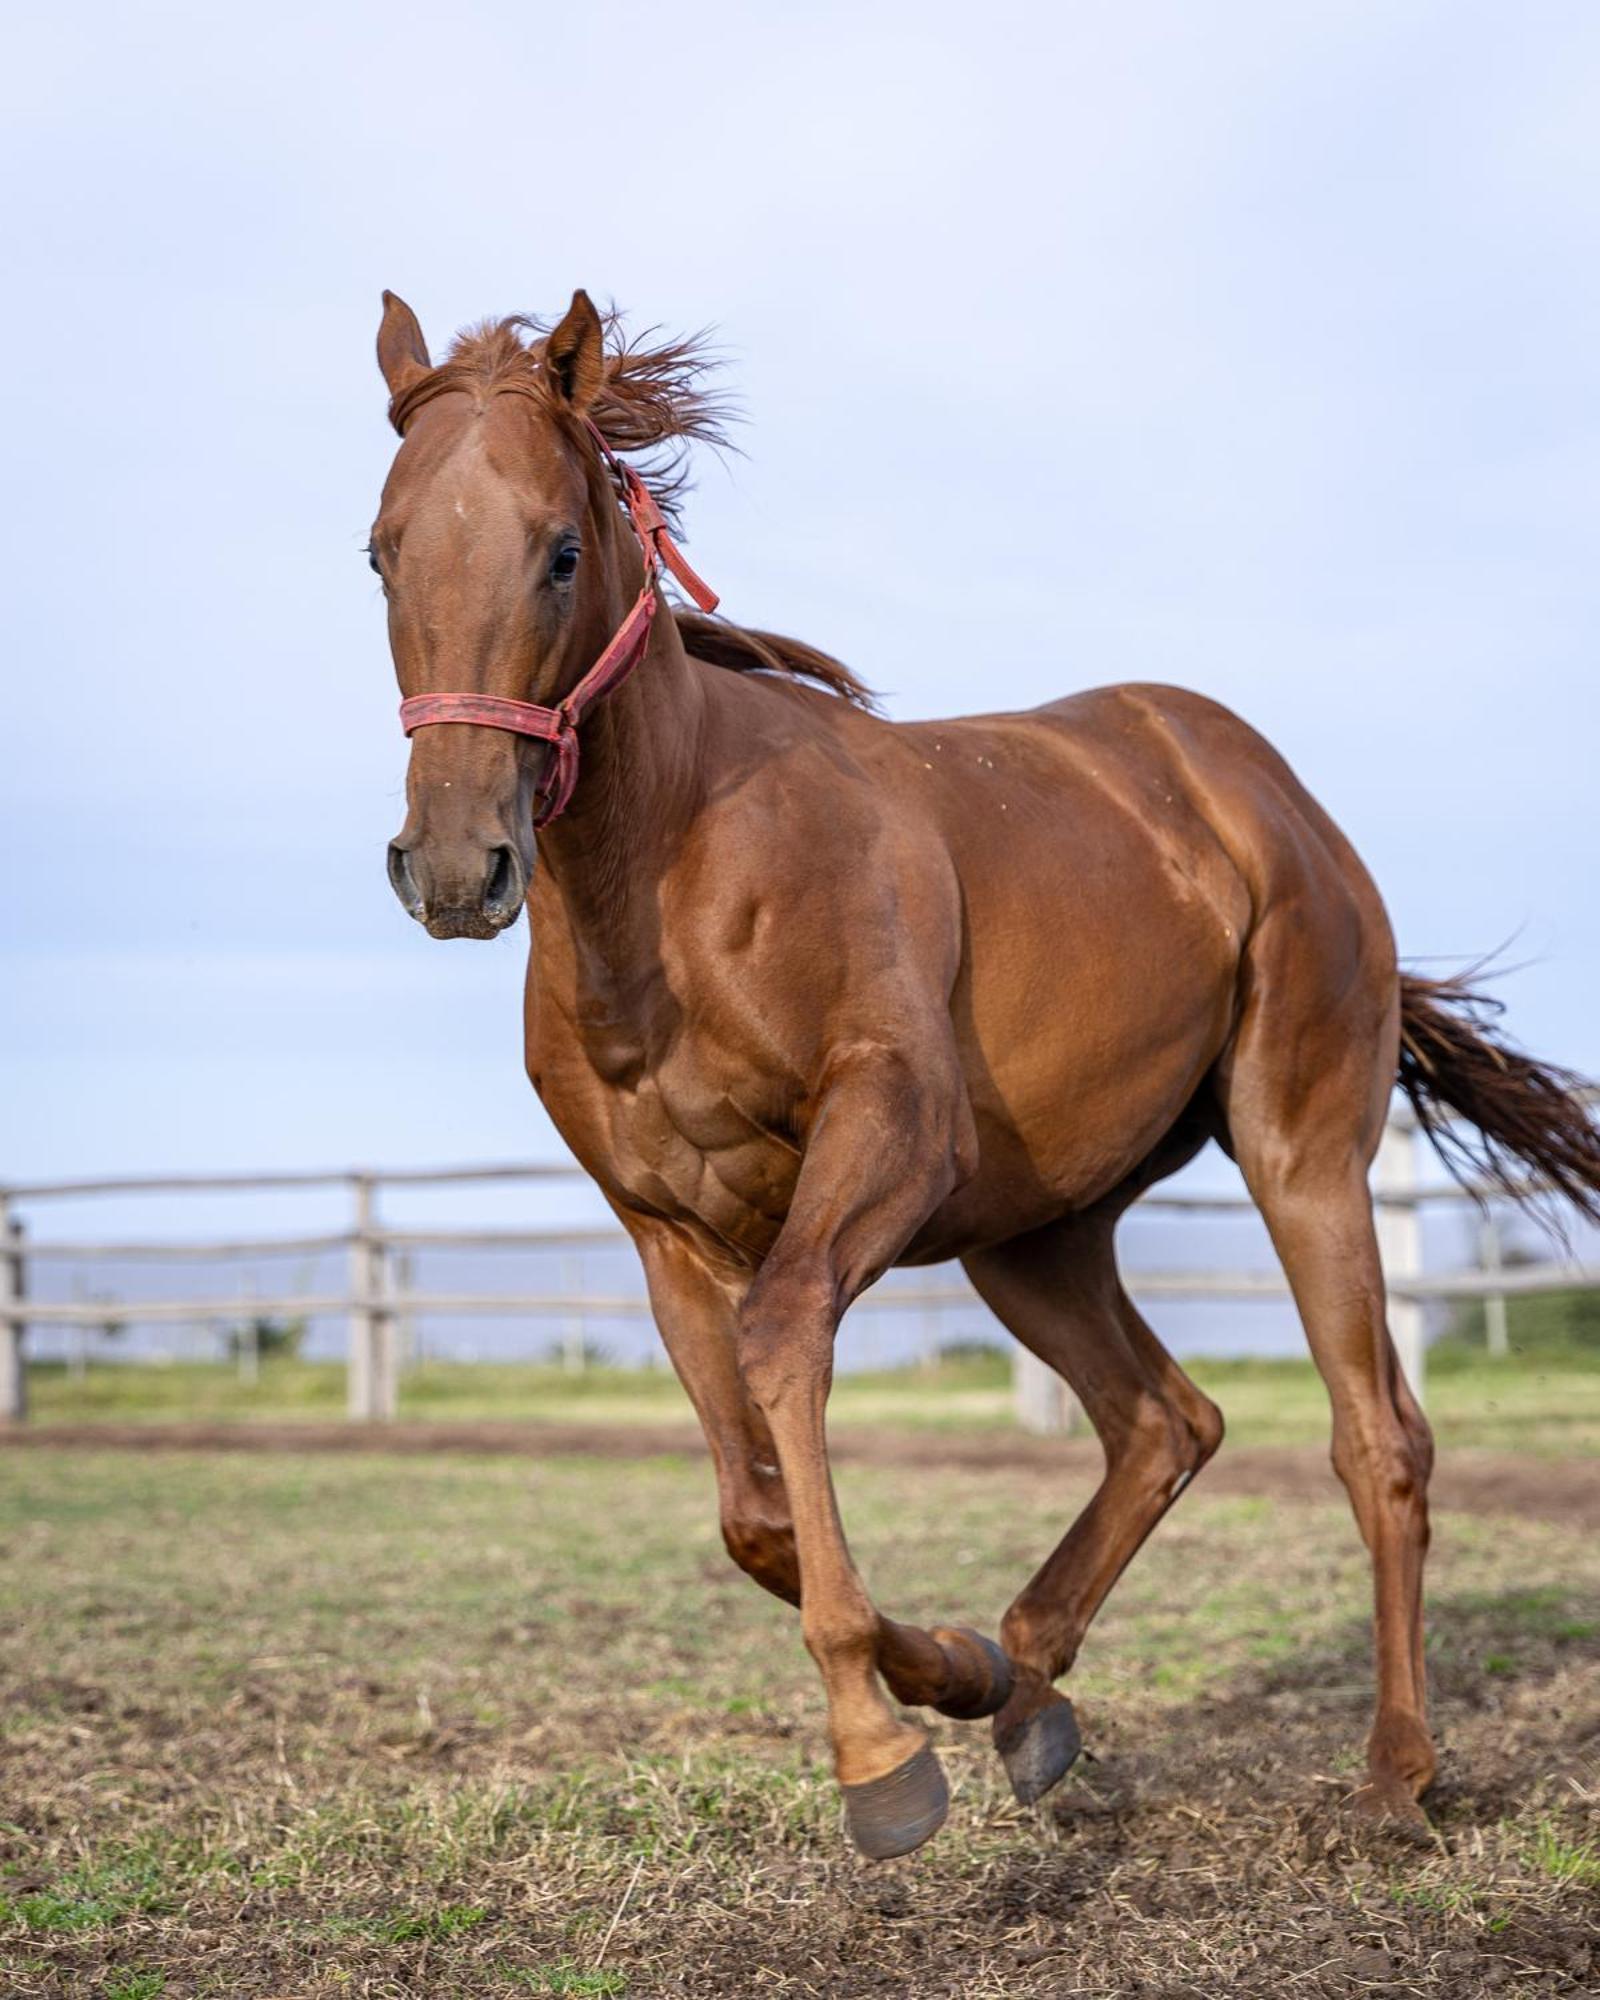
[370,290,1600,1858]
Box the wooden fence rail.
[2,1112,1594,1430]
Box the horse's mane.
[388,309,876,710]
[670,612,876,711]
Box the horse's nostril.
[388,842,426,920]
[483,843,520,918]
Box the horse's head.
[371,289,623,940]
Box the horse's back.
[891,679,1390,961]
[879,681,1395,1243]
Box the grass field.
[1,1401,1597,1995]
[20,1343,1600,1454]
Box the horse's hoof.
[929,1626,1015,1720]
[997,1691,1082,1806]
[841,1743,950,1859]
[1343,1779,1434,1844]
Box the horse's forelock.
[384,305,869,707]
[387,310,734,524]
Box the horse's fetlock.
[802,1597,879,1676]
[998,1603,1056,1681]
[1368,1709,1437,1795]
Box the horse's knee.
[736,1262,835,1413]
[720,1504,800,1605]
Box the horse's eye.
[365,543,382,576]
[550,543,580,585]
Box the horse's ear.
[377,290,431,399]
[545,290,606,412]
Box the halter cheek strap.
[397,419,719,827]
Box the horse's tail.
[1398,971,1600,1225]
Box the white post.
[374,1295,397,1421]
[348,1177,373,1420]
[372,1195,397,1421]
[1014,1347,1072,1435]
[0,1201,26,1425]
[1375,1119,1425,1404]
[1480,1214,1509,1359]
[348,1176,396,1420]
[394,1251,415,1372]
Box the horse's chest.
[567,1034,802,1258]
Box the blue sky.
[4,0,1597,1214]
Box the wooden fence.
[1,1108,1594,1431]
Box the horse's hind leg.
[1235,1163,1435,1819]
[1218,930,1436,1823]
[963,1212,1224,1803]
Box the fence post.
[348,1176,397,1421]
[1479,1213,1509,1358]
[0,1201,26,1425]
[1014,1347,1075,1435]
[1375,1118,1426,1405]
[394,1251,416,1372]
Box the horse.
[369,288,1600,1859]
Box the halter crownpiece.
[398,419,719,827]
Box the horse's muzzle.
[387,836,528,940]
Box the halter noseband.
[397,419,719,827]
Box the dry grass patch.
[0,1448,1595,1995]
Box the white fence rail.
[1,1111,1594,1429]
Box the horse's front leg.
[627,1220,798,1603]
[630,1217,1012,1727]
[734,1044,989,1859]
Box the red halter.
[397,420,719,827]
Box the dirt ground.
[0,1441,1595,1997]
[10,1418,1600,1529]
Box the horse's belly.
[914,814,1244,1253]
[902,1038,1218,1262]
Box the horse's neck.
[531,612,706,1004]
